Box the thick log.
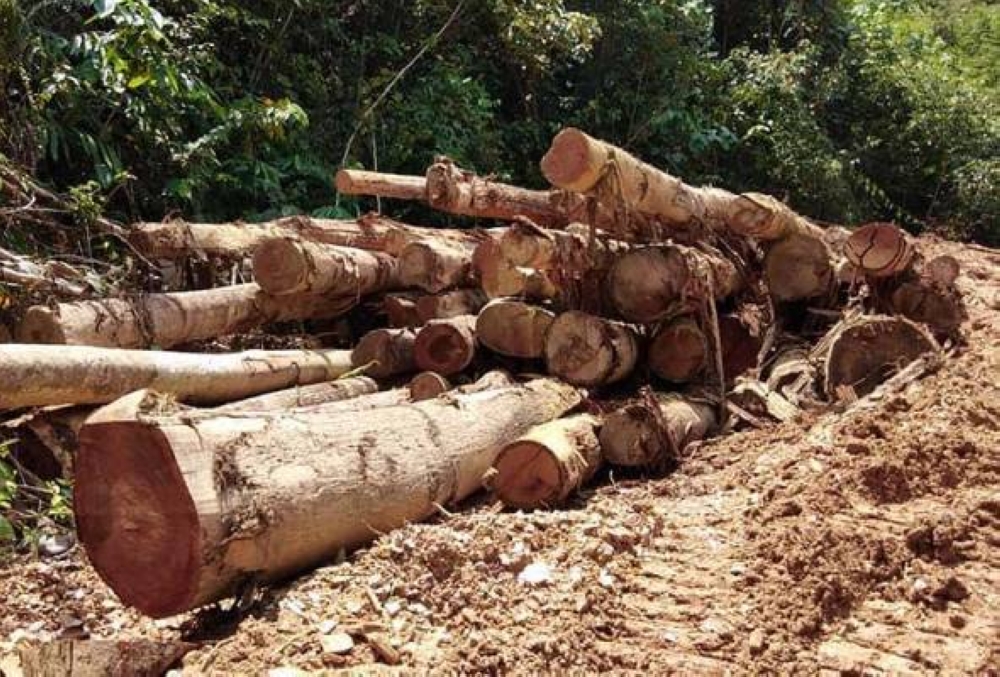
[843,222,915,278]
[0,344,353,410]
[16,283,355,349]
[352,327,417,379]
[383,293,421,328]
[888,280,965,336]
[727,193,824,241]
[498,220,627,272]
[476,299,555,359]
[819,315,938,399]
[215,377,379,412]
[413,315,477,376]
[252,238,400,297]
[479,258,558,301]
[409,372,451,401]
[544,311,639,387]
[608,245,742,323]
[764,233,835,302]
[491,414,601,509]
[398,240,475,293]
[648,316,707,383]
[599,394,717,468]
[719,313,764,382]
[415,289,487,323]
[74,379,582,617]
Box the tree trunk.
[383,293,421,328]
[608,245,742,323]
[764,234,835,302]
[415,288,487,323]
[843,222,915,278]
[0,344,352,410]
[475,300,556,359]
[413,315,477,376]
[334,170,427,201]
[726,193,823,241]
[491,414,601,509]
[648,316,708,383]
[498,220,626,272]
[398,240,475,293]
[74,379,582,617]
[252,239,400,297]
[817,315,938,400]
[352,327,417,379]
[599,394,716,468]
[215,377,379,412]
[130,214,471,260]
[16,284,355,349]
[408,372,451,401]
[544,311,639,386]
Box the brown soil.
[2,236,999,675]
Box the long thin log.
[252,238,400,297]
[351,327,417,378]
[608,244,742,323]
[74,378,582,617]
[16,284,355,349]
[491,414,601,509]
[215,377,379,413]
[648,316,707,383]
[727,193,826,242]
[475,299,555,359]
[0,345,353,410]
[334,169,427,201]
[599,394,717,468]
[413,315,477,376]
[544,311,639,387]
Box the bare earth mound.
[2,236,998,674]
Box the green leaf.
[127,72,152,90]
[0,516,14,544]
[94,0,118,19]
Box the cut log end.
[409,372,451,401]
[493,440,565,509]
[15,306,65,344]
[599,404,663,468]
[351,328,416,379]
[765,234,834,302]
[540,128,596,193]
[413,316,476,376]
[544,311,638,387]
[608,247,688,323]
[75,418,198,618]
[252,238,308,295]
[649,318,707,383]
[844,222,914,278]
[476,300,554,359]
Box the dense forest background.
[0,0,997,243]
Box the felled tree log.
[608,245,742,323]
[727,193,824,242]
[764,234,835,302]
[540,127,735,236]
[0,344,353,410]
[409,372,451,401]
[415,289,487,323]
[843,222,915,278]
[498,220,627,272]
[476,299,555,359]
[16,283,355,349]
[398,241,475,293]
[599,394,717,468]
[544,311,639,387]
[334,170,427,201]
[215,377,379,413]
[491,414,601,509]
[383,293,421,328]
[479,257,558,301]
[351,327,417,379]
[74,378,582,617]
[648,316,707,383]
[413,315,477,376]
[719,313,764,382]
[818,315,938,399]
[252,239,400,297]
[130,214,473,260]
[888,279,966,336]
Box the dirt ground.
[1,236,998,675]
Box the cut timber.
[648,317,708,383]
[0,344,352,410]
[18,639,194,677]
[888,280,965,336]
[843,222,915,278]
[764,234,835,302]
[352,327,417,379]
[130,214,475,260]
[74,379,582,617]
[925,255,960,286]
[540,127,735,233]
[333,170,427,201]
[16,283,355,349]
[820,315,938,399]
[498,220,627,272]
[719,313,764,382]
[492,414,601,509]
[413,315,477,376]
[252,239,399,297]
[599,394,716,468]
[479,258,558,301]
[415,289,486,323]
[215,377,379,412]
[727,193,823,241]
[608,245,742,323]
[476,300,555,359]
[383,293,421,328]
[544,311,639,387]
[399,240,474,293]
[409,372,451,401]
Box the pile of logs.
[0,128,963,619]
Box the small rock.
[730,562,747,577]
[518,562,552,586]
[949,614,967,629]
[317,619,337,634]
[320,632,355,655]
[598,570,615,588]
[37,532,76,559]
[383,600,402,617]
[748,628,767,655]
[933,576,969,602]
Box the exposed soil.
[2,236,999,675]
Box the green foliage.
[0,440,74,555]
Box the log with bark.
[398,240,475,293]
[843,222,915,278]
[475,299,555,359]
[763,233,836,302]
[415,288,487,323]
[413,315,477,376]
[607,244,742,323]
[351,327,417,379]
[726,193,823,242]
[478,257,558,301]
[498,220,626,272]
[0,344,353,410]
[648,316,708,383]
[491,414,601,509]
[215,376,379,412]
[408,372,451,401]
[74,378,582,616]
[16,283,356,349]
[252,238,400,297]
[544,311,639,387]
[383,293,421,328]
[599,393,717,468]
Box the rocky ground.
[1,236,998,675]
